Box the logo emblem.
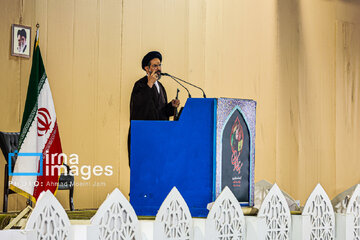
[37,108,52,136]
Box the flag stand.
[3,205,33,230]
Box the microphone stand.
[164,73,206,98]
[165,74,192,98]
[160,73,192,121]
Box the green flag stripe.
[18,43,48,150]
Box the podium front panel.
[130,98,216,217]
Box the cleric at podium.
[128,51,180,164]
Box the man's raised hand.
[147,71,158,88]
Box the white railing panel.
[258,183,291,239]
[90,188,141,240]
[25,190,71,240]
[335,213,354,240]
[205,186,245,239]
[346,184,360,239]
[154,187,193,240]
[303,184,335,240]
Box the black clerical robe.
[130,76,174,120]
[128,76,175,165]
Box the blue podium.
[130,98,256,217]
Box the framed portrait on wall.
[11,24,31,58]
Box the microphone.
[161,73,192,98]
[174,88,180,120]
[161,73,207,98]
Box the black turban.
[142,51,162,70]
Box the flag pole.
[36,23,39,41]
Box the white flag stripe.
[12,120,39,194]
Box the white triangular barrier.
[345,184,360,239]
[91,188,141,240]
[332,184,358,214]
[4,183,360,239]
[25,190,71,240]
[258,183,291,239]
[254,180,272,209]
[205,186,245,239]
[154,187,193,240]
[255,180,300,211]
[302,184,335,240]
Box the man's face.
[146,58,162,79]
[17,34,26,49]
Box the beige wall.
[0,0,359,211]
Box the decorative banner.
[215,98,256,206]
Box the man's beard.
[151,70,162,80]
[18,43,24,51]
[19,43,26,52]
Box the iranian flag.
[10,30,63,202]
